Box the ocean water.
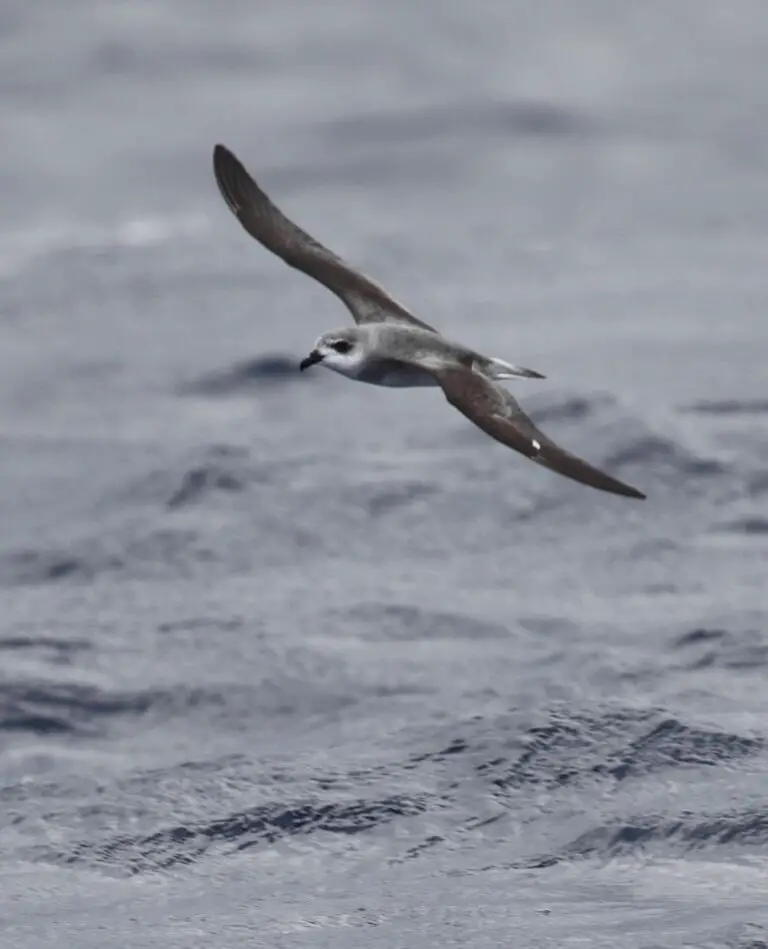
[1,2,768,945]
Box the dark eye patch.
[330,340,352,354]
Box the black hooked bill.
[299,350,324,371]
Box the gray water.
[1,2,768,946]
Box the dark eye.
[331,340,352,354]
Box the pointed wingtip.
[613,480,646,500]
[487,359,547,381]
[212,143,248,217]
[601,475,647,500]
[212,143,232,168]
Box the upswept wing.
[213,144,435,331]
[434,365,646,499]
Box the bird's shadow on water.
[177,353,302,396]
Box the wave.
[673,626,768,672]
[563,807,768,861]
[0,681,182,736]
[62,794,432,874]
[24,703,766,875]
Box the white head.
[299,328,367,379]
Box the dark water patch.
[63,794,432,874]
[528,394,611,425]
[0,681,272,739]
[472,709,648,791]
[674,627,727,648]
[564,807,768,860]
[415,708,762,794]
[600,718,761,780]
[681,399,768,416]
[0,548,124,587]
[606,434,726,480]
[0,636,92,664]
[395,708,652,790]
[672,627,768,671]
[121,444,269,510]
[324,99,599,148]
[179,354,301,396]
[0,682,181,737]
[342,603,511,641]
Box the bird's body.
[212,143,646,501]
[351,356,436,388]
[312,323,539,389]
[312,324,454,388]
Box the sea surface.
[1,2,768,946]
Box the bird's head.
[299,328,366,378]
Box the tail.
[480,355,546,381]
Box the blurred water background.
[1,2,768,946]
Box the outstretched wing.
[212,144,435,331]
[434,365,646,499]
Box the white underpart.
[417,353,452,372]
[487,356,527,379]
